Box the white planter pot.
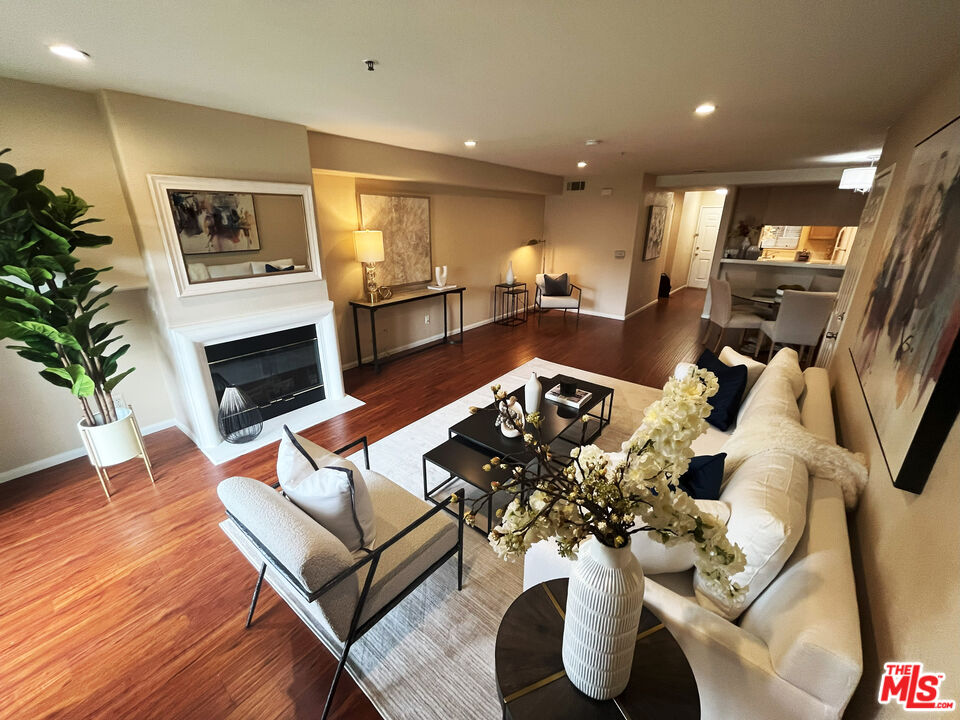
[562,537,645,700]
[78,407,142,467]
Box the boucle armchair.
[218,437,464,720]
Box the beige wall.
[830,63,960,717]
[626,180,677,315]
[728,183,866,249]
[99,91,323,328]
[543,176,644,318]
[309,132,562,195]
[313,172,545,366]
[0,78,175,479]
[0,78,146,288]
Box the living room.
[1,2,958,719]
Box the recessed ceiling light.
[715,187,728,196]
[577,161,588,168]
[464,140,477,147]
[49,44,90,61]
[695,103,716,116]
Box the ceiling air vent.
[566,181,586,192]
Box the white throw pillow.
[631,499,731,574]
[208,261,252,279]
[276,427,377,553]
[764,347,805,398]
[718,347,766,394]
[693,451,808,620]
[736,348,803,426]
[186,262,210,282]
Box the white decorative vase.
[505,260,515,285]
[440,265,448,286]
[525,372,542,414]
[77,407,142,467]
[562,537,645,700]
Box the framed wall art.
[850,115,960,493]
[358,193,432,287]
[643,205,667,261]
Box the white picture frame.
[148,174,322,298]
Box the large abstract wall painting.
[358,194,432,288]
[851,115,960,493]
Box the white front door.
[687,206,723,289]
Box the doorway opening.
[668,190,727,291]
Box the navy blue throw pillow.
[696,348,748,431]
[677,453,726,500]
[266,263,294,273]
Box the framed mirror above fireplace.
[148,174,322,297]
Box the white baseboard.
[669,284,688,295]
[577,308,626,321]
[0,418,189,485]
[624,298,660,321]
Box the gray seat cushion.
[218,472,458,643]
[358,471,459,626]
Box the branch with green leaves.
[0,149,134,426]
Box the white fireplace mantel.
[167,299,362,463]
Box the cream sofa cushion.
[718,346,766,394]
[631,499,731,574]
[694,451,808,620]
[277,429,377,553]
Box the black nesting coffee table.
[422,374,614,534]
[495,579,700,719]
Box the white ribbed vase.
[562,537,644,700]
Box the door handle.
[825,332,838,339]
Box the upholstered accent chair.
[218,437,464,720]
[534,272,582,326]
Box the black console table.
[350,286,465,372]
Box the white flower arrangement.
[464,369,747,599]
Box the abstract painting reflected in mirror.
[167,190,261,254]
[851,114,960,493]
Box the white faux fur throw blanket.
[722,369,868,510]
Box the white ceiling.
[2,0,958,177]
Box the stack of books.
[545,384,592,410]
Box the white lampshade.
[354,230,384,263]
[839,166,877,193]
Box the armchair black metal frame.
[223,435,466,720]
[534,281,582,326]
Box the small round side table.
[495,578,699,720]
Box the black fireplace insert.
[205,325,325,422]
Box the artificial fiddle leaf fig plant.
[0,148,134,426]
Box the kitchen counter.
[720,258,845,272]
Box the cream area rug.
[250,358,662,719]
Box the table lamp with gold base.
[354,230,385,302]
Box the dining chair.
[703,278,765,353]
[755,290,837,363]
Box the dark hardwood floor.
[0,288,707,719]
